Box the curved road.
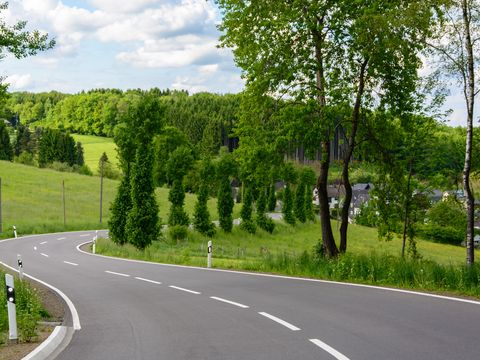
[1,231,479,360]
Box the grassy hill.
[0,161,237,238]
[72,134,118,174]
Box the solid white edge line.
[63,261,78,266]
[169,285,201,294]
[135,277,161,285]
[41,253,49,258]
[21,326,66,360]
[76,240,480,306]
[40,241,48,245]
[79,234,91,237]
[309,339,350,360]
[0,261,81,330]
[105,270,130,277]
[210,296,249,308]
[258,312,301,331]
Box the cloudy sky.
[0,0,469,127]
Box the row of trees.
[5,89,240,157]
[215,0,480,265]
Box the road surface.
[1,231,479,359]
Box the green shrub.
[15,151,36,166]
[168,225,189,243]
[416,224,464,245]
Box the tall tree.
[123,95,164,250]
[0,121,12,160]
[193,157,216,237]
[216,149,236,233]
[430,0,478,264]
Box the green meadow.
[72,134,119,174]
[0,161,238,238]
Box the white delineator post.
[17,254,23,281]
[5,274,18,342]
[13,225,17,238]
[207,240,212,268]
[92,231,97,254]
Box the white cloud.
[199,64,219,74]
[88,0,161,14]
[7,74,33,89]
[117,36,220,68]
[97,0,216,43]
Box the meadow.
[71,134,119,174]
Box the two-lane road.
[1,231,479,359]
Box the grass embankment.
[71,134,119,174]
[0,270,49,344]
[96,221,480,298]
[0,161,239,238]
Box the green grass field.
[72,134,118,174]
[0,161,238,238]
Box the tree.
[168,179,189,227]
[0,121,12,160]
[75,142,85,166]
[216,0,442,257]
[267,183,276,212]
[108,171,132,245]
[430,0,478,264]
[281,163,297,226]
[193,158,216,236]
[123,94,164,250]
[216,150,236,233]
[294,181,307,224]
[240,186,256,233]
[125,140,160,249]
[256,187,275,233]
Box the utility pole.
[0,177,3,233]
[100,157,104,224]
[62,180,66,227]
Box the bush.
[416,224,464,245]
[168,225,189,243]
[15,151,36,166]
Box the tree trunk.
[318,139,339,258]
[462,0,475,265]
[340,58,368,253]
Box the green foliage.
[417,224,465,246]
[166,145,194,183]
[427,197,467,229]
[168,179,190,227]
[305,186,315,222]
[0,121,13,160]
[282,184,295,226]
[193,185,216,237]
[240,186,256,233]
[294,182,307,223]
[109,172,132,245]
[125,141,160,250]
[75,142,85,166]
[216,150,236,233]
[267,183,276,212]
[13,124,34,156]
[255,188,275,233]
[98,152,120,180]
[0,273,47,343]
[193,158,216,237]
[38,128,83,167]
[218,177,234,232]
[168,225,189,243]
[15,151,36,166]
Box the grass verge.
[95,221,480,299]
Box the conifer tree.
[240,186,256,233]
[294,182,307,223]
[267,183,276,212]
[0,121,13,161]
[193,158,216,236]
[256,187,275,233]
[108,170,132,245]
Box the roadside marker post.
[92,231,97,254]
[5,274,18,342]
[13,225,17,239]
[17,254,23,281]
[207,240,213,268]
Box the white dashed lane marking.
[258,312,301,331]
[210,296,249,309]
[135,277,161,285]
[57,237,66,241]
[169,286,201,295]
[105,270,130,277]
[309,339,351,360]
[40,241,48,245]
[41,253,49,258]
[63,261,79,266]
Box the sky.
[0,0,470,127]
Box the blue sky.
[0,0,470,127]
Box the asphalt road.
[1,231,479,360]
